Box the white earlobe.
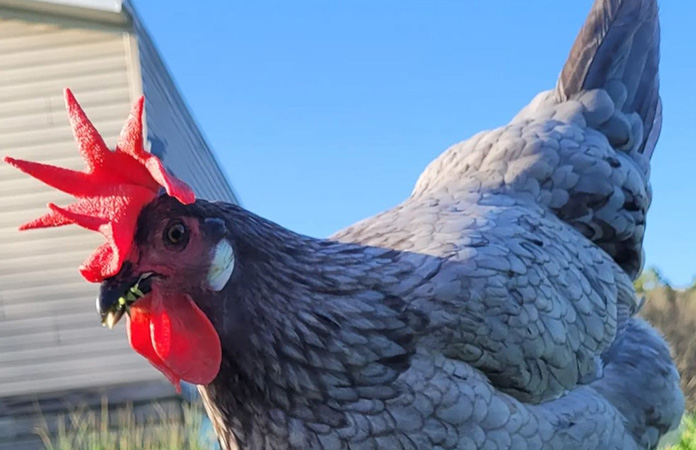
[207,240,235,292]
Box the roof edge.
[123,0,242,206]
[0,0,127,25]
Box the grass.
[35,398,218,450]
[664,414,696,450]
[32,393,696,450]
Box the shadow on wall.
[148,134,169,162]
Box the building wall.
[0,7,167,401]
[0,3,236,448]
[130,5,238,204]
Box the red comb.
[4,89,195,282]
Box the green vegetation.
[663,414,696,449]
[36,399,217,450]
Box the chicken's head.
[4,89,226,392]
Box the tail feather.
[548,0,662,278]
[556,0,661,161]
[412,0,662,279]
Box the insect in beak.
[98,272,154,329]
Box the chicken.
[4,0,684,448]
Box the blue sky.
[134,1,696,287]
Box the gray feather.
[555,0,661,160]
[166,1,684,449]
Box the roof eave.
[0,0,127,25]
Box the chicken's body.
[188,198,679,449]
[192,0,684,448]
[5,0,683,448]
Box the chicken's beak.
[97,272,154,329]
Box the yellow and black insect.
[99,273,152,329]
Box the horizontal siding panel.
[0,173,78,197]
[1,192,85,213]
[0,194,92,227]
[0,70,129,103]
[0,235,101,272]
[0,58,127,97]
[1,39,126,72]
[0,257,95,290]
[0,225,88,243]
[0,335,118,365]
[0,27,119,55]
[0,101,128,134]
[0,365,160,398]
[3,303,97,325]
[0,86,130,129]
[0,18,55,38]
[0,85,129,119]
[1,275,90,301]
[0,120,124,153]
[0,147,83,168]
[2,285,96,315]
[0,344,138,381]
[0,15,162,399]
[0,322,112,352]
[0,119,73,145]
[0,267,91,294]
[0,311,96,338]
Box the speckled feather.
[140,0,684,448]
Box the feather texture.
[188,0,682,448]
[4,0,682,448]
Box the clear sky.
[133,1,696,287]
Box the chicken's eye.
[164,221,189,249]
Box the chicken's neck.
[197,217,421,449]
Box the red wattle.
[127,296,182,391]
[127,292,221,390]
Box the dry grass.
[35,398,218,450]
[640,285,696,410]
[638,278,696,448]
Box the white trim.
[0,0,126,24]
[30,0,121,12]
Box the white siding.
[0,8,164,398]
[130,7,239,204]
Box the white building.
[0,1,236,447]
